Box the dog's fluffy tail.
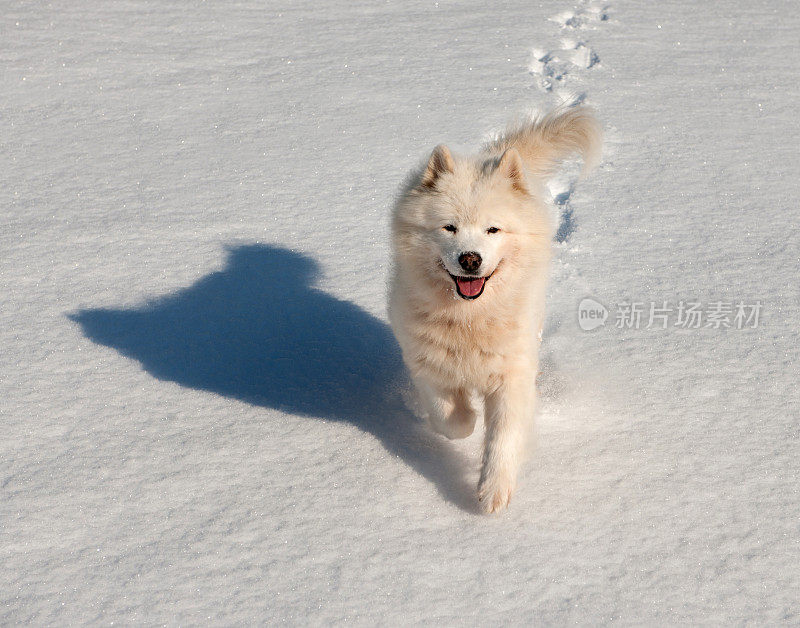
[487,106,602,178]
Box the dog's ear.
[420,144,455,189]
[495,147,529,195]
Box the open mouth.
[448,273,491,300]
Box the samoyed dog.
[388,106,601,513]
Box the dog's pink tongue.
[456,277,485,297]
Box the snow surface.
[2,0,799,623]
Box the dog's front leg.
[478,371,535,513]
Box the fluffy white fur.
[388,106,601,513]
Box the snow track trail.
[530,0,608,99]
[527,0,614,400]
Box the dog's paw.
[425,408,477,440]
[477,474,515,514]
[438,416,475,440]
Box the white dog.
[388,106,601,513]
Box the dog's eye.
[442,224,457,233]
[487,227,500,234]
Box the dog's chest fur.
[404,304,529,390]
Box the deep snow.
[2,0,798,623]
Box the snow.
[2,0,798,623]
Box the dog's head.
[393,145,552,304]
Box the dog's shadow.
[69,244,478,512]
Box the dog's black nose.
[458,251,482,273]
